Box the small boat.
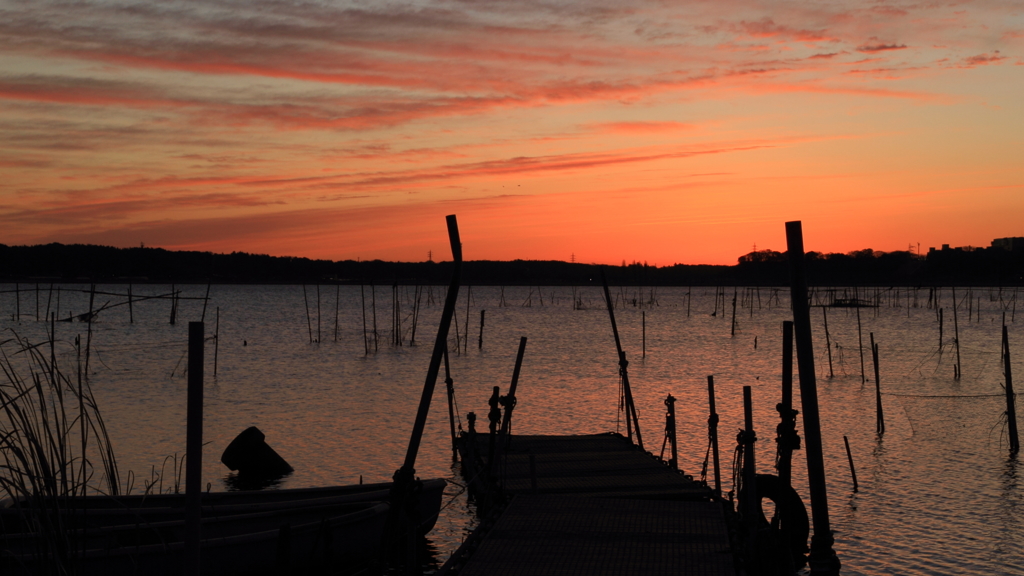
[1,478,446,575]
[2,500,389,575]
[0,478,446,534]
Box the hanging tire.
[740,473,809,569]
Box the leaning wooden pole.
[385,216,462,562]
[499,336,529,439]
[398,215,461,474]
[185,321,205,576]
[602,271,644,449]
[786,220,841,575]
[1004,325,1020,455]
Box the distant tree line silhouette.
[0,243,1021,286]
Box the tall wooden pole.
[786,221,841,575]
[185,322,205,576]
[777,321,798,488]
[707,375,722,499]
[443,346,458,462]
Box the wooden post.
[35,283,39,321]
[316,284,321,343]
[785,220,841,575]
[371,283,378,352]
[730,288,738,336]
[642,311,646,358]
[128,284,134,323]
[823,306,834,379]
[856,306,865,385]
[478,309,485,349]
[15,283,20,322]
[302,285,312,343]
[214,307,220,377]
[602,271,643,449]
[777,321,798,488]
[464,286,471,354]
[939,308,944,352]
[185,321,205,576]
[410,286,421,345]
[443,346,458,462]
[361,285,369,355]
[201,283,211,322]
[1004,325,1020,455]
[741,386,758,526]
[953,288,962,379]
[707,375,722,499]
[842,436,858,493]
[870,333,885,434]
[662,394,678,470]
[334,285,340,342]
[687,286,691,317]
[170,284,177,325]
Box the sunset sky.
[2,0,1022,265]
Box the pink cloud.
[959,51,1006,68]
[856,43,908,53]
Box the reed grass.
[0,329,122,573]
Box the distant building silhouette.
[992,237,1024,251]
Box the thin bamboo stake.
[953,288,962,379]
[478,309,485,349]
[730,288,738,336]
[214,307,220,377]
[843,436,859,492]
[823,306,834,379]
[857,305,865,385]
[302,285,313,343]
[870,332,885,435]
[1003,325,1019,454]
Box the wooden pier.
[443,433,735,575]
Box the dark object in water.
[221,426,294,478]
[825,298,876,308]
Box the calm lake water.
[1,283,1022,575]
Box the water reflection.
[224,471,293,491]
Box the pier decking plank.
[458,495,733,576]
[451,433,735,575]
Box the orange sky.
[1,1,1022,265]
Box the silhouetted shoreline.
[1,242,1022,286]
